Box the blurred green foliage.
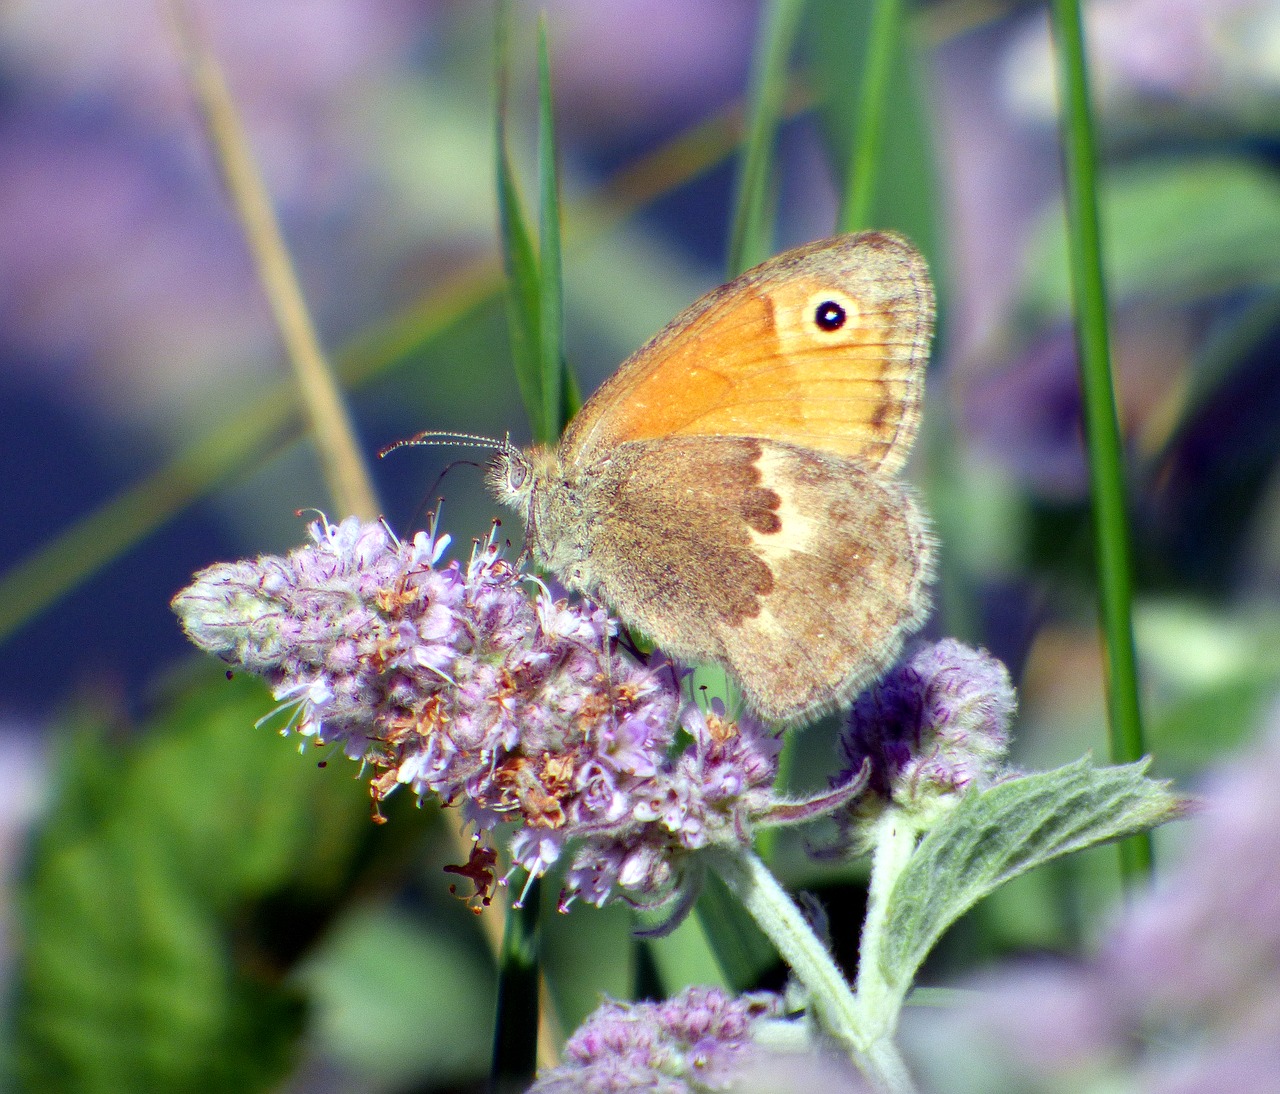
[11,667,441,1091]
[1021,157,1280,321]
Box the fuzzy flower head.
[836,639,1016,827]
[529,986,783,1094]
[173,516,809,918]
[557,703,786,919]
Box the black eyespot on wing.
[814,300,846,331]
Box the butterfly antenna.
[378,431,507,459]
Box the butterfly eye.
[505,457,529,491]
[814,300,846,332]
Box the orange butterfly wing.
[560,231,934,475]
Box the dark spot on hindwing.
[734,439,783,535]
[722,551,774,626]
[742,470,778,534]
[747,498,782,534]
[711,439,778,622]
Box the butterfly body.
[489,231,936,725]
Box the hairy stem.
[710,846,916,1094]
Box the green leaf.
[542,901,636,1031]
[536,17,567,442]
[495,2,545,440]
[1021,157,1280,325]
[11,666,431,1093]
[878,759,1181,997]
[1138,600,1280,771]
[299,905,494,1087]
[693,869,779,992]
[801,0,940,263]
[645,909,733,995]
[727,0,804,276]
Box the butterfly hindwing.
[573,436,934,723]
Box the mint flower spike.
[173,510,664,829]
[174,514,834,921]
[835,639,1017,834]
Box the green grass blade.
[488,8,594,1083]
[763,0,924,865]
[802,0,938,256]
[537,18,567,442]
[838,0,903,234]
[727,0,805,276]
[1048,0,1151,880]
[700,0,808,962]
[489,6,547,1086]
[762,0,903,868]
[495,0,545,440]
[722,0,806,863]
[490,887,542,1094]
[169,0,378,522]
[497,168,545,439]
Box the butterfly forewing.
[561,231,933,474]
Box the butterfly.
[486,230,936,726]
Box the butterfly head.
[486,438,537,512]
[486,440,591,583]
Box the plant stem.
[710,847,916,1094]
[853,811,918,1037]
[1048,0,1150,882]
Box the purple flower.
[838,639,1016,813]
[558,706,785,919]
[174,515,827,919]
[173,513,672,823]
[528,986,782,1093]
